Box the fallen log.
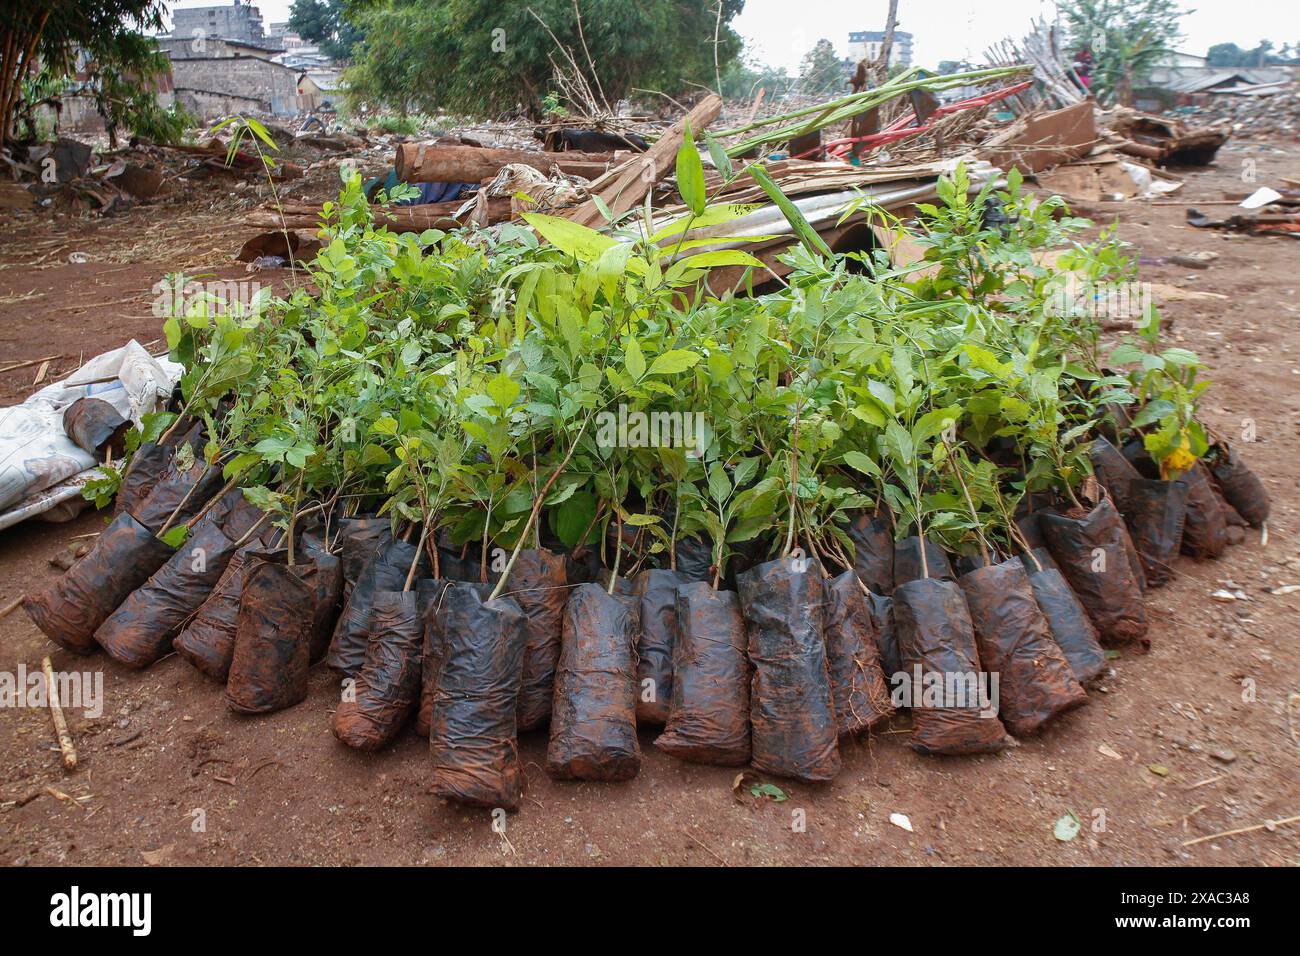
[395,144,616,184]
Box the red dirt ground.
[1,140,1297,866]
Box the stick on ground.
[1181,812,1300,847]
[42,656,78,771]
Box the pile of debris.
[243,66,1037,271]
[1184,82,1300,138]
[1188,185,1300,239]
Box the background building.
[172,2,273,47]
[848,30,914,68]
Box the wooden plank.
[564,95,723,229]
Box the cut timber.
[42,656,77,770]
[247,197,512,232]
[565,95,723,229]
[395,144,616,183]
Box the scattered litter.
[1054,811,1082,842]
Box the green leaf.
[912,406,963,446]
[676,119,707,216]
[678,249,767,271]
[1107,342,1146,366]
[704,132,734,180]
[521,213,619,262]
[842,450,882,480]
[746,163,833,259]
[553,491,597,549]
[486,373,520,412]
[648,204,760,244]
[625,337,646,380]
[648,349,701,376]
[160,525,189,548]
[708,462,731,503]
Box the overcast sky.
[166,0,1300,70]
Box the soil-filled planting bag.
[413,578,453,738]
[172,535,274,681]
[305,550,343,664]
[1040,494,1149,647]
[1121,478,1188,587]
[335,517,392,600]
[632,568,687,725]
[112,416,195,519]
[327,538,425,677]
[1021,555,1106,684]
[114,441,173,519]
[1209,443,1269,527]
[546,583,641,781]
[225,552,317,714]
[868,592,901,683]
[1180,462,1228,560]
[509,549,569,731]
[1090,437,1142,513]
[673,536,714,582]
[1117,517,1148,593]
[563,547,602,585]
[893,536,954,588]
[958,560,1087,737]
[333,590,423,750]
[654,582,751,766]
[23,511,175,654]
[737,557,840,782]
[429,584,529,810]
[129,447,227,533]
[221,496,268,543]
[1014,511,1053,555]
[892,576,1009,755]
[847,512,894,595]
[823,571,894,736]
[94,518,240,668]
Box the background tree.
[288,0,366,62]
[719,54,793,101]
[344,0,745,119]
[0,1,167,147]
[1207,39,1295,66]
[1062,0,1185,105]
[797,39,846,96]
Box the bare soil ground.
[1,140,1297,867]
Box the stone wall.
[169,56,300,117]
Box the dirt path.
[1,141,1297,867]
